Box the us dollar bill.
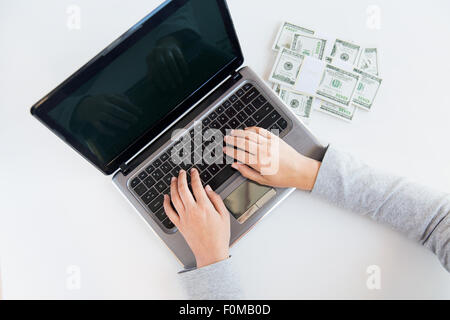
[351,68,382,110]
[272,21,315,51]
[291,33,326,60]
[357,48,378,75]
[330,39,361,65]
[279,88,313,123]
[272,83,281,95]
[269,48,304,87]
[314,98,356,122]
[316,64,360,107]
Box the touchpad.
[224,180,276,224]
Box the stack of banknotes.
[269,21,382,123]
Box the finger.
[224,135,259,155]
[230,129,267,144]
[232,162,264,180]
[223,146,258,167]
[190,168,210,204]
[172,46,189,77]
[163,194,180,226]
[247,126,272,139]
[164,49,183,86]
[177,170,195,207]
[205,185,229,216]
[170,177,185,216]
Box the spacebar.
[208,166,236,190]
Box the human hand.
[163,168,230,268]
[223,127,321,191]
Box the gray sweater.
[179,146,450,299]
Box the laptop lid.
[31,0,243,175]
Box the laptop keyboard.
[128,82,289,232]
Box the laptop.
[30,0,326,268]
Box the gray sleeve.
[178,258,244,299]
[312,146,450,272]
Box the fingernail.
[191,168,197,174]
[171,177,176,182]
[231,162,238,169]
[179,169,185,174]
[205,185,212,191]
[230,130,235,135]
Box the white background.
[1,0,450,299]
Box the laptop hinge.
[119,162,131,175]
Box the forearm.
[312,146,450,271]
[179,258,244,299]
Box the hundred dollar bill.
[330,39,361,65]
[279,88,313,123]
[357,48,378,75]
[316,64,360,107]
[269,48,304,87]
[314,98,356,122]
[272,21,314,51]
[291,33,326,60]
[351,68,382,110]
[272,83,281,95]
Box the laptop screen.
[33,0,242,174]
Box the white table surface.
[1,0,449,299]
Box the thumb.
[232,162,264,183]
[205,185,229,216]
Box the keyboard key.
[244,105,256,116]
[225,107,236,118]
[233,100,244,111]
[243,83,253,91]
[259,110,281,129]
[229,94,238,103]
[252,95,266,108]
[160,152,170,162]
[210,121,220,129]
[155,181,167,193]
[142,188,158,204]
[153,159,162,167]
[151,169,164,180]
[218,114,229,125]
[241,87,259,105]
[254,103,273,121]
[130,178,140,188]
[209,112,218,120]
[163,174,172,185]
[155,208,167,221]
[236,112,246,123]
[148,195,164,212]
[244,117,256,127]
[143,176,156,188]
[208,163,220,175]
[236,88,245,97]
[216,105,225,114]
[222,100,231,108]
[171,166,181,177]
[162,218,175,229]
[202,117,211,127]
[145,165,155,174]
[134,183,147,197]
[200,170,212,182]
[208,166,236,190]
[269,123,282,132]
[227,118,239,129]
[138,171,148,180]
[160,162,172,174]
[277,118,288,129]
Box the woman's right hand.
[223,127,322,191]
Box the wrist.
[195,250,229,268]
[294,157,321,191]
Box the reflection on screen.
[49,0,236,164]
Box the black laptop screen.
[42,0,240,170]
